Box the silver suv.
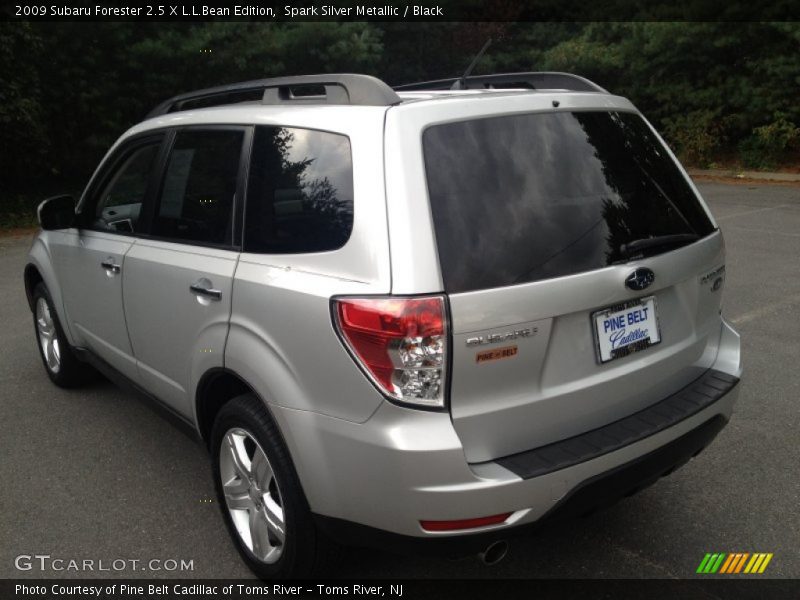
[24,72,741,578]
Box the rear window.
[423,111,715,293]
[244,126,353,254]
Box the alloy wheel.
[36,297,61,374]
[219,428,286,564]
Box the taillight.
[333,296,448,408]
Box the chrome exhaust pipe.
[478,540,508,565]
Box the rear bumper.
[313,413,729,556]
[274,321,741,542]
[495,369,738,480]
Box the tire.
[211,393,337,579]
[31,283,95,388]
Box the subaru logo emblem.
[625,268,655,291]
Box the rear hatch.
[422,110,725,463]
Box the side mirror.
[37,195,76,230]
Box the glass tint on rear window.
[423,111,715,293]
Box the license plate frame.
[592,296,661,364]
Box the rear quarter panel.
[224,107,391,424]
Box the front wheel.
[210,393,336,578]
[32,283,95,387]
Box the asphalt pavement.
[1,181,798,579]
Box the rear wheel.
[211,393,336,578]
[32,283,95,387]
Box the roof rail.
[394,72,608,94]
[147,74,402,118]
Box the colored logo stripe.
[745,553,774,574]
[719,553,736,573]
[698,552,773,574]
[719,553,748,573]
[697,553,726,573]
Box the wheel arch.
[195,367,319,512]
[196,367,252,445]
[196,367,279,447]
[24,263,44,311]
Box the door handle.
[190,282,222,301]
[101,258,121,274]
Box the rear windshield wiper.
[618,233,700,260]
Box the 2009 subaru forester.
[24,72,741,578]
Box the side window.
[244,126,354,254]
[151,129,244,246]
[92,142,160,233]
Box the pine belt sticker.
[476,345,518,364]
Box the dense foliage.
[1,21,798,227]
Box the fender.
[25,231,79,346]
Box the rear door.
[404,105,725,463]
[122,127,249,417]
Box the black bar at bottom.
[2,579,797,600]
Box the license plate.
[593,296,661,363]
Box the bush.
[738,116,800,169]
[661,110,727,167]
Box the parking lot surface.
[1,181,798,578]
